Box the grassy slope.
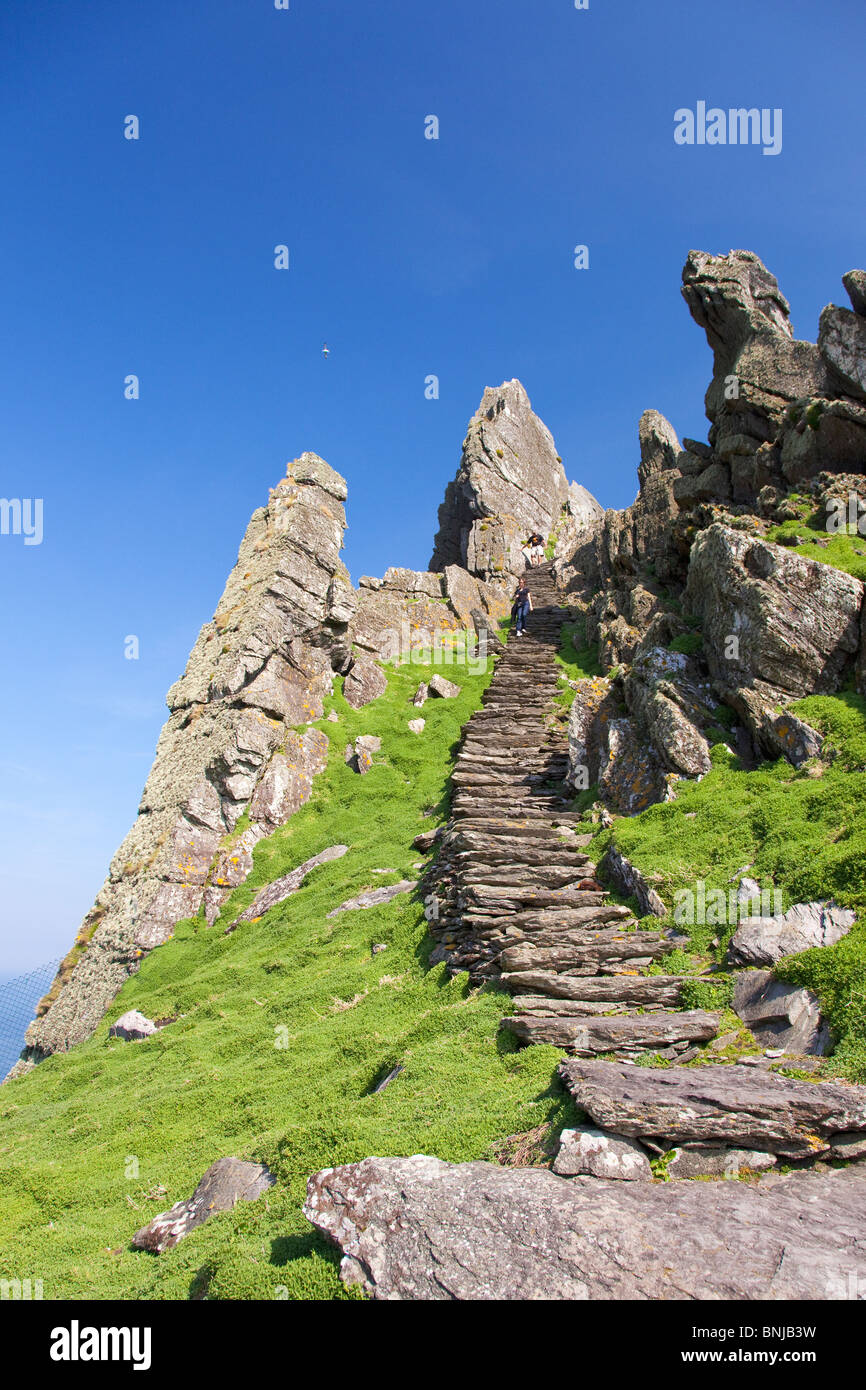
[0,650,576,1300]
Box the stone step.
[498,930,673,975]
[502,1010,721,1055]
[463,886,609,909]
[499,972,688,1006]
[460,865,597,887]
[556,1059,866,1159]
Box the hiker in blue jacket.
[511,576,533,636]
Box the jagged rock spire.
[430,380,584,579]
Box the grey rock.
[843,269,866,317]
[430,380,577,580]
[249,729,328,825]
[667,1146,777,1180]
[686,524,863,702]
[830,1131,866,1160]
[132,1157,275,1253]
[728,900,856,967]
[558,1059,866,1157]
[411,683,429,707]
[303,1154,866,1299]
[733,969,831,1054]
[504,1009,719,1053]
[108,1010,158,1042]
[599,845,665,918]
[553,1126,652,1180]
[326,881,414,918]
[407,718,426,734]
[343,658,388,710]
[22,454,350,1061]
[428,674,461,699]
[819,303,866,401]
[226,845,348,933]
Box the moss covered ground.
[0,649,578,1300]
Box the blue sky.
[1,0,864,974]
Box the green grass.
[766,500,866,582]
[0,652,579,1301]
[589,690,866,1079]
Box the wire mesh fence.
[0,960,60,1078]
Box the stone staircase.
[430,562,722,1062]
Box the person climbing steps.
[511,575,533,636]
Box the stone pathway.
[431,561,722,1062]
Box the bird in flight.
[322,342,330,359]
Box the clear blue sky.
[1,0,864,975]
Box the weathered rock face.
[552,1126,651,1180]
[430,380,588,581]
[20,455,351,1065]
[304,1154,866,1300]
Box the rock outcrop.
[430,380,597,581]
[304,1154,866,1300]
[17,455,352,1068]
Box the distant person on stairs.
[511,576,533,636]
[522,534,545,568]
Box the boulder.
[343,658,388,710]
[552,1127,652,1180]
[733,969,831,1054]
[225,845,348,933]
[303,1154,866,1299]
[686,524,863,701]
[429,675,461,699]
[108,1010,157,1042]
[727,900,856,967]
[132,1157,275,1253]
[558,1059,866,1157]
[411,683,428,707]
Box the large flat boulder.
[558,1059,866,1158]
[304,1154,866,1299]
[728,900,856,966]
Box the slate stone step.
[464,886,609,910]
[503,1009,721,1054]
[498,929,672,974]
[557,1059,866,1159]
[499,972,687,1005]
